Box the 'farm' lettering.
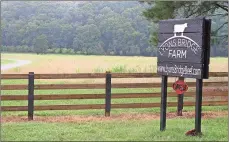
[168,50,187,59]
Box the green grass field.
[1,53,228,74]
[1,53,228,141]
[2,117,228,141]
[1,59,15,65]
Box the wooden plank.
[112,91,228,98]
[160,75,167,131]
[111,81,228,88]
[28,72,35,120]
[34,94,105,100]
[111,73,158,78]
[35,72,227,79]
[111,101,228,108]
[36,73,159,79]
[1,73,158,79]
[177,94,184,116]
[209,72,228,77]
[105,71,112,116]
[195,78,203,133]
[0,83,160,90]
[1,81,227,90]
[34,84,105,90]
[1,84,105,90]
[1,72,227,80]
[1,91,228,101]
[112,93,161,98]
[1,94,105,100]
[1,85,28,90]
[112,103,161,108]
[202,81,228,87]
[1,104,105,111]
[1,101,227,111]
[1,95,28,100]
[2,106,28,111]
[1,73,106,79]
[181,101,228,106]
[112,83,161,88]
[1,74,28,79]
[184,91,228,97]
[34,104,105,110]
[34,73,106,79]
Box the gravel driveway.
[1,59,32,71]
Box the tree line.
[1,1,228,56]
[2,1,156,56]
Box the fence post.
[177,77,184,116]
[195,79,203,135]
[28,72,34,121]
[160,75,168,131]
[105,71,111,117]
[177,94,184,116]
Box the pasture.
[1,59,15,65]
[1,53,228,74]
[1,53,228,141]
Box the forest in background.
[1,1,228,56]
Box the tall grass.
[93,67,105,73]
[110,65,127,72]
[75,68,80,73]
[13,67,21,73]
[92,64,157,73]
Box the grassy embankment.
[1,53,228,141]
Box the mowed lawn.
[2,117,228,141]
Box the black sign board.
[157,17,211,79]
[158,17,211,136]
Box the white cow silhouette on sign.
[174,23,188,36]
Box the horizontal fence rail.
[1,72,228,79]
[1,72,228,121]
[1,81,228,90]
[1,91,228,101]
[2,101,228,111]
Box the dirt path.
[2,111,227,123]
[1,58,32,71]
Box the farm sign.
[157,17,211,79]
[157,17,211,136]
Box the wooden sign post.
[157,17,211,135]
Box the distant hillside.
[1,1,227,56]
[2,1,156,56]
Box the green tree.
[142,1,228,46]
[73,24,104,55]
[1,1,152,56]
[34,34,48,54]
[3,1,227,56]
